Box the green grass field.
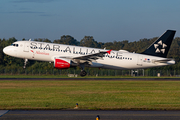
[0,80,180,110]
[0,74,179,78]
[0,75,136,78]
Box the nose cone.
[3,46,16,56]
[3,47,9,55]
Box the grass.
[0,74,135,78]
[0,74,180,78]
[0,75,69,78]
[0,80,180,110]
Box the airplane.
[3,30,176,76]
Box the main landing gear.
[80,70,87,77]
[79,64,87,77]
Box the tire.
[80,70,87,77]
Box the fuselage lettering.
[30,42,37,49]
[29,42,133,60]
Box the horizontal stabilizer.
[152,59,174,63]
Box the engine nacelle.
[54,58,70,69]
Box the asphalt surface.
[1,110,180,120]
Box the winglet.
[107,49,112,54]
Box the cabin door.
[24,42,29,52]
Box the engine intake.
[54,58,70,69]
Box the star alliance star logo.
[154,40,167,54]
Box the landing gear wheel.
[23,58,28,69]
[80,70,87,77]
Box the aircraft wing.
[72,49,112,63]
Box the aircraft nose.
[3,46,18,57]
[3,47,9,55]
[3,46,14,56]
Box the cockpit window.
[11,44,19,47]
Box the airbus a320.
[3,30,176,76]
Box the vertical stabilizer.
[141,30,176,58]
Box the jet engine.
[54,58,71,69]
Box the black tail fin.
[141,30,176,58]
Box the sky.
[0,0,180,42]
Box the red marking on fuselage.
[107,49,112,54]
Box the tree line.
[1,35,180,73]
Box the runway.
[1,110,180,120]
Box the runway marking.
[0,110,9,117]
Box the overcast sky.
[0,0,180,42]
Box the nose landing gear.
[23,58,28,68]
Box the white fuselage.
[3,41,175,70]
